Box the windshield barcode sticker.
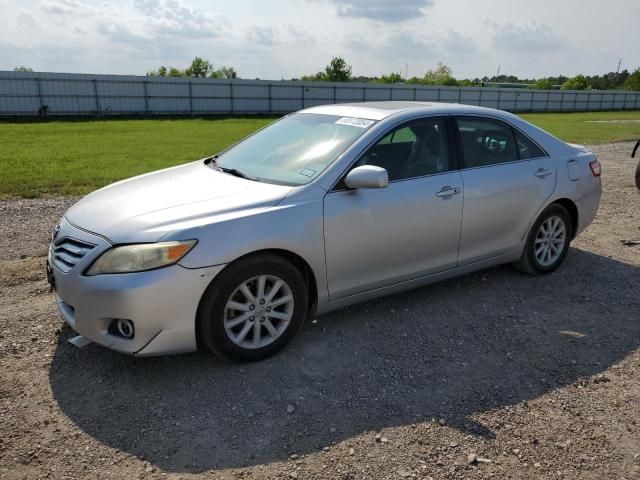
[335,117,375,129]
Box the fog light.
[110,319,135,339]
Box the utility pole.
[496,65,501,78]
[617,58,622,74]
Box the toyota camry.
[48,102,602,361]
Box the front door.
[323,116,464,300]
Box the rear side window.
[514,130,546,159]
[456,117,518,168]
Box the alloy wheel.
[534,215,567,267]
[223,275,295,349]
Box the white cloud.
[0,0,638,80]
[38,0,81,15]
[439,30,477,56]
[130,0,228,38]
[246,26,277,46]
[17,10,39,30]
[313,0,434,22]
[485,19,563,52]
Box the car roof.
[302,101,513,121]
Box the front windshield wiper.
[218,166,259,181]
[206,156,259,182]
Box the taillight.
[589,160,601,177]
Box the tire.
[635,158,640,190]
[197,254,308,362]
[514,203,573,276]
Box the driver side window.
[356,117,450,181]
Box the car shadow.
[48,248,640,472]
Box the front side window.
[355,117,450,181]
[456,117,518,168]
[216,113,376,185]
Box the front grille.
[52,237,95,273]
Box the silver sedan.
[48,102,602,361]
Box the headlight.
[86,240,197,275]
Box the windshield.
[216,113,377,185]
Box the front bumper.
[50,217,225,356]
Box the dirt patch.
[1,143,639,479]
[585,119,640,124]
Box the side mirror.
[344,165,389,189]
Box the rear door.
[454,115,556,265]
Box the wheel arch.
[197,248,319,322]
[551,198,579,240]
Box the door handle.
[435,186,460,197]
[535,168,553,178]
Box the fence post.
[332,85,336,104]
[544,90,549,111]
[268,83,272,113]
[188,81,193,115]
[142,80,149,114]
[498,89,502,110]
[478,88,482,107]
[437,88,441,102]
[301,85,305,109]
[91,79,100,114]
[457,87,461,104]
[35,78,44,115]
[529,91,534,112]
[586,91,591,112]
[362,86,366,101]
[230,82,234,114]
[413,87,417,101]
[388,87,392,101]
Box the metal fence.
[1,70,639,117]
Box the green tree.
[185,57,212,77]
[168,67,184,77]
[624,68,640,91]
[561,75,591,90]
[532,78,553,90]
[210,66,237,79]
[146,66,168,77]
[458,79,479,87]
[375,72,403,84]
[304,57,353,82]
[325,57,352,82]
[420,63,459,86]
[13,66,33,72]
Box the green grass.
[521,111,640,145]
[1,111,639,198]
[0,117,274,198]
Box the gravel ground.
[1,142,639,480]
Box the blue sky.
[1,0,638,79]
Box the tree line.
[145,57,237,79]
[13,56,640,90]
[298,57,640,91]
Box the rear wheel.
[635,158,640,189]
[514,204,573,275]
[198,254,308,362]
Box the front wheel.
[198,254,308,362]
[514,204,573,275]
[635,158,640,190]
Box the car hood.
[65,161,293,244]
